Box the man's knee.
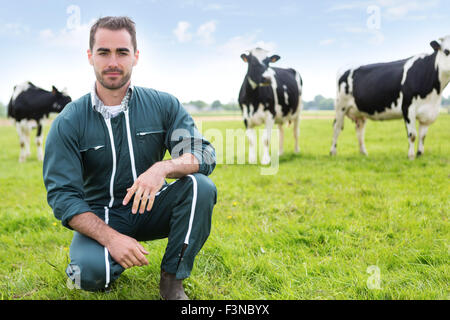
[66,257,108,292]
[189,173,217,205]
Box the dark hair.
[90,16,137,52]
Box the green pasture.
[0,114,449,299]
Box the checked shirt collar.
[90,82,134,119]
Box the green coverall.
[43,85,217,291]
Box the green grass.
[0,115,449,300]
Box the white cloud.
[319,38,336,46]
[221,33,277,56]
[173,21,193,43]
[379,0,440,19]
[328,0,441,20]
[203,3,224,11]
[133,32,280,105]
[0,22,30,35]
[174,20,217,45]
[179,0,235,12]
[196,21,217,45]
[279,3,300,16]
[327,1,369,12]
[342,26,385,46]
[39,20,94,49]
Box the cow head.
[431,35,450,73]
[241,48,280,89]
[51,86,72,112]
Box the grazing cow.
[239,48,303,164]
[331,36,450,159]
[7,82,72,162]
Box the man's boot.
[159,270,189,300]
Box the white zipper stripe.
[103,117,116,289]
[124,110,137,181]
[105,119,117,208]
[184,175,198,244]
[104,206,110,288]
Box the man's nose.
[107,55,120,68]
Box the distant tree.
[187,100,209,109]
[442,96,450,106]
[222,102,240,111]
[442,96,450,113]
[0,102,6,117]
[303,95,334,110]
[211,100,222,109]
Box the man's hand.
[106,232,149,269]
[122,154,199,214]
[68,212,149,269]
[122,162,166,214]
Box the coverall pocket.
[79,145,105,152]
[136,127,166,136]
[79,143,106,169]
[135,127,167,168]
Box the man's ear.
[269,55,281,63]
[87,49,94,65]
[133,49,140,67]
[240,53,248,63]
[430,40,441,52]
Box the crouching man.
[43,16,217,300]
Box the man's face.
[88,28,139,90]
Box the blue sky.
[0,0,449,105]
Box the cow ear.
[269,55,280,63]
[430,41,441,51]
[240,54,248,63]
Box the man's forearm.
[157,153,199,179]
[68,212,149,269]
[68,212,119,246]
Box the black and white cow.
[7,81,72,162]
[331,36,450,159]
[239,48,303,164]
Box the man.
[43,16,217,300]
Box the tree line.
[184,95,335,111]
[1,95,450,117]
[0,102,6,117]
[185,94,450,112]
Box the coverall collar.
[90,82,134,119]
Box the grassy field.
[0,114,449,300]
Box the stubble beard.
[95,68,132,90]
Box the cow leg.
[36,121,44,161]
[278,124,284,156]
[16,120,30,163]
[261,118,274,165]
[404,108,417,160]
[15,121,25,163]
[355,117,368,156]
[246,127,257,164]
[293,116,300,154]
[24,121,32,158]
[330,106,346,156]
[417,122,430,157]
